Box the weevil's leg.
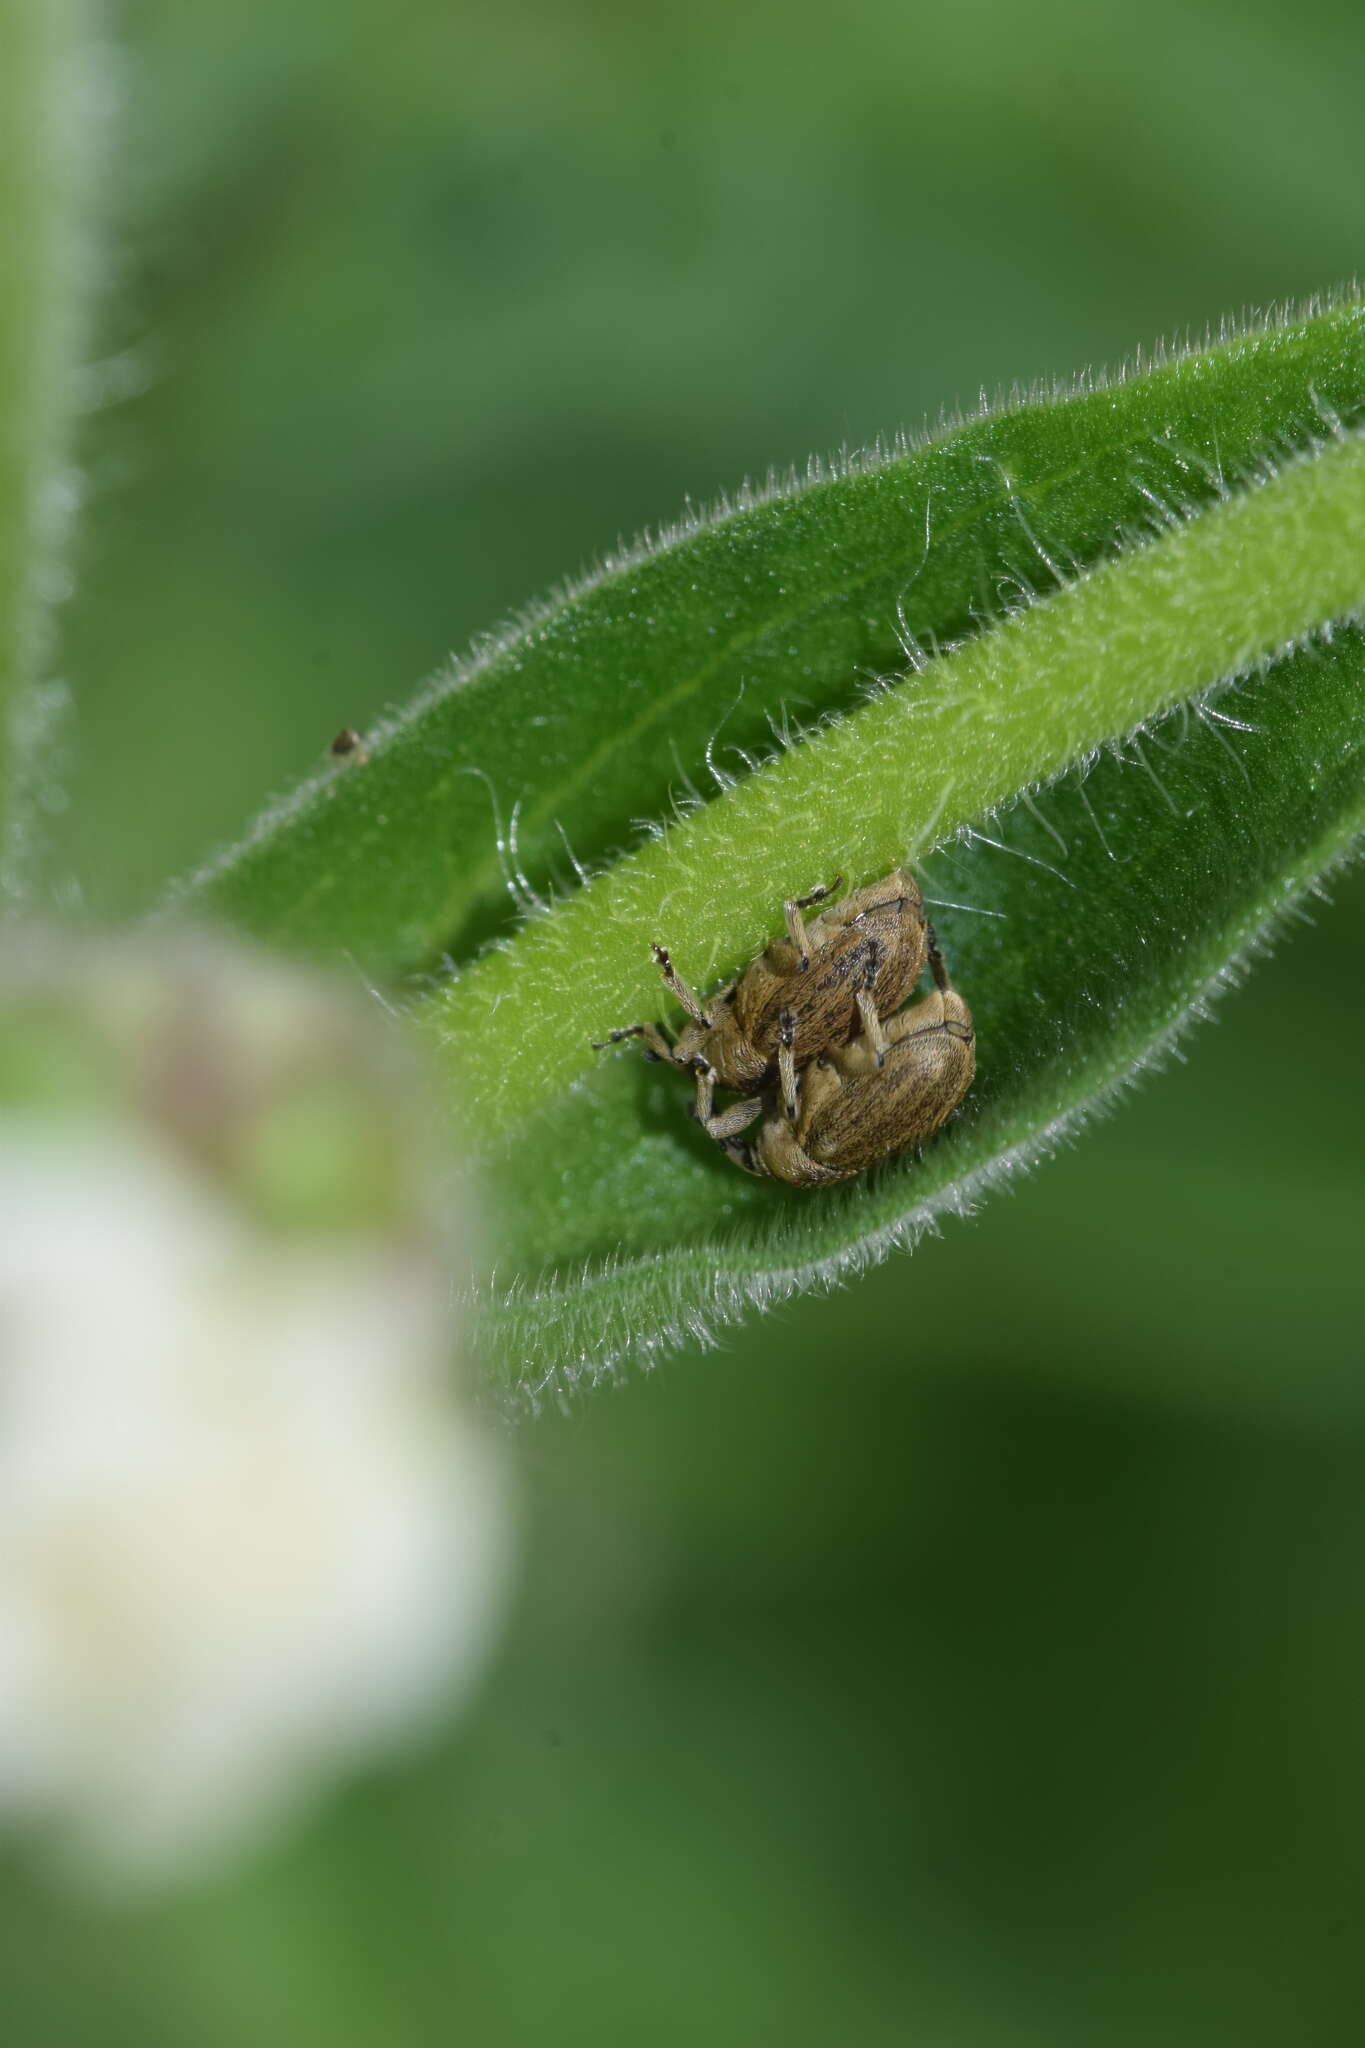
[719,1133,767,1177]
[925,923,955,994]
[777,1007,800,1121]
[791,872,844,912]
[591,1020,675,1061]
[854,989,891,1066]
[691,1059,718,1126]
[853,941,890,1065]
[691,1080,764,1141]
[690,1100,765,1173]
[651,943,713,1027]
[690,1061,764,1142]
[782,873,844,965]
[706,1095,765,1141]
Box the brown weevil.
[594,868,931,1129]
[697,936,976,1186]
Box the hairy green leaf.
[179,298,1365,1394]
[469,628,1364,1396]
[185,296,1365,972]
[425,429,1365,1141]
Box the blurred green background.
[8,0,1365,2039]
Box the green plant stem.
[0,0,86,852]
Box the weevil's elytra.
[692,928,975,1187]
[747,984,975,1185]
[594,868,930,1110]
[594,868,975,1188]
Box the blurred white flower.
[0,936,512,1889]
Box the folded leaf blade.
[425,428,1365,1143]
[472,627,1365,1396]
[172,297,1365,1396]
[183,296,1365,974]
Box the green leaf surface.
[467,623,1364,1394]
[426,428,1365,1142]
[180,299,1365,1394]
[185,296,1365,974]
